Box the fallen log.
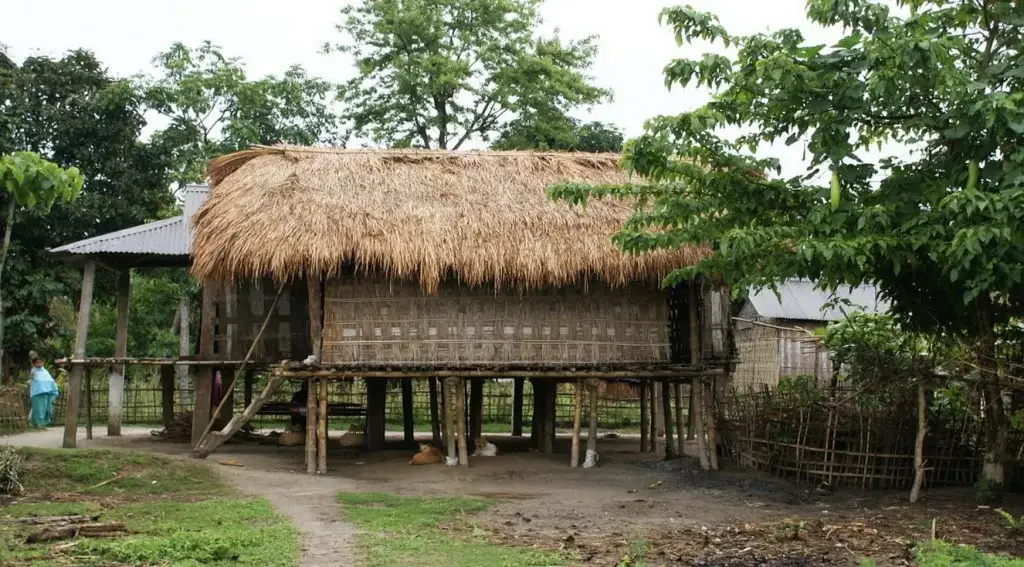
[4,515,98,525]
[26,521,127,543]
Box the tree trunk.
[0,200,15,373]
[977,303,1008,492]
[910,379,927,503]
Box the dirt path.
[2,427,361,567]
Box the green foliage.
[776,375,823,408]
[975,477,1002,505]
[995,508,1024,534]
[337,492,570,567]
[915,540,1024,566]
[328,0,609,149]
[0,152,82,211]
[493,116,624,152]
[0,446,23,495]
[616,531,650,567]
[144,40,343,187]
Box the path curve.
[1,427,360,567]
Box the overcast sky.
[5,0,853,178]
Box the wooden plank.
[570,379,583,467]
[108,269,130,437]
[194,375,287,458]
[428,377,441,446]
[191,286,217,447]
[160,364,175,429]
[63,260,95,449]
[317,378,328,473]
[401,378,415,447]
[456,378,469,466]
[511,377,524,437]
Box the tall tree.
[327,0,610,149]
[550,0,1024,490]
[144,41,344,187]
[493,115,624,152]
[0,50,173,371]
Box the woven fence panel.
[323,276,671,364]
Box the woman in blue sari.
[29,358,59,428]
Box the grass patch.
[1,447,298,566]
[916,540,1024,566]
[337,492,570,567]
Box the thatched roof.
[191,145,708,291]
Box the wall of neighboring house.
[732,316,833,393]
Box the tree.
[327,0,610,149]
[493,115,624,152]
[144,41,343,187]
[550,0,1024,490]
[0,50,173,373]
[0,152,82,366]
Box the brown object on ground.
[409,444,443,465]
[3,515,98,525]
[218,459,243,467]
[77,474,123,493]
[26,521,126,543]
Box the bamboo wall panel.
[322,276,671,364]
[212,279,309,362]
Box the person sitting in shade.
[28,358,59,428]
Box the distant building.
[732,280,888,391]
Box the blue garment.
[30,366,59,398]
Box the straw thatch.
[192,145,708,291]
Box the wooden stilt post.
[456,378,469,466]
[585,379,599,467]
[512,377,524,436]
[108,269,130,436]
[529,379,539,448]
[190,286,217,447]
[706,378,719,470]
[161,365,175,430]
[84,372,93,440]
[176,296,191,408]
[444,377,457,463]
[687,383,697,440]
[244,371,254,408]
[662,379,675,459]
[674,382,686,456]
[401,378,415,447]
[317,377,328,473]
[647,382,656,452]
[570,379,583,467]
[305,378,316,473]
[653,378,665,454]
[365,379,386,452]
[693,378,710,470]
[439,379,451,452]
[469,378,483,444]
[539,381,557,453]
[639,379,649,452]
[429,377,441,446]
[217,282,238,426]
[63,260,96,449]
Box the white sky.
[5,0,857,179]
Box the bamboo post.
[662,379,675,459]
[429,377,441,446]
[706,378,719,470]
[512,377,525,436]
[176,296,191,408]
[653,378,665,454]
[84,372,92,440]
[674,382,685,457]
[190,286,217,447]
[317,378,328,473]
[456,378,469,466]
[687,383,697,440]
[639,379,649,452]
[401,378,415,447]
[469,378,483,444]
[63,260,95,449]
[444,377,457,464]
[108,269,130,436]
[584,379,599,468]
[570,379,583,467]
[693,378,710,470]
[306,378,316,473]
[648,382,657,452]
[365,380,387,452]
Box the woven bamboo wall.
[733,323,832,392]
[212,279,309,362]
[322,275,671,364]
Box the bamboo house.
[53,146,735,472]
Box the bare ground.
[5,427,1022,567]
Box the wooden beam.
[177,296,190,408]
[108,269,130,436]
[365,380,386,452]
[469,378,483,443]
[662,379,675,459]
[63,260,95,449]
[160,364,175,430]
[444,377,457,463]
[585,379,599,467]
[428,377,441,446]
[674,382,685,457]
[570,379,583,467]
[653,378,665,454]
[191,286,217,447]
[542,381,556,453]
[401,378,415,447]
[511,377,524,436]
[317,377,328,473]
[456,378,469,467]
[693,378,710,470]
[639,379,649,452]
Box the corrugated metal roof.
[49,185,210,258]
[747,279,888,322]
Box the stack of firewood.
[4,514,128,543]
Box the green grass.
[915,540,1024,566]
[1,447,299,567]
[337,492,571,567]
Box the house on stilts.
[51,145,734,471]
